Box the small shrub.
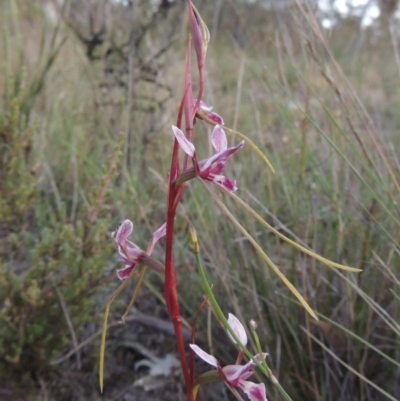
[0,93,120,379]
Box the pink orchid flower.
[194,99,224,125]
[114,220,166,280]
[190,314,268,401]
[172,124,244,192]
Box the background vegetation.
[0,0,399,400]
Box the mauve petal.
[209,162,225,175]
[222,361,255,385]
[118,246,126,260]
[123,257,135,268]
[207,111,224,125]
[199,140,244,173]
[213,140,245,165]
[189,344,219,368]
[238,380,267,401]
[116,220,134,246]
[117,264,136,280]
[227,313,248,346]
[197,100,224,125]
[235,354,268,381]
[198,99,213,111]
[211,175,238,192]
[125,240,142,259]
[198,152,222,172]
[212,125,227,153]
[172,125,195,157]
[152,222,167,244]
[198,149,226,173]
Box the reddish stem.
[164,3,207,400]
[165,182,193,400]
[164,109,194,400]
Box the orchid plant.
[99,1,360,400]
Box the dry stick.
[233,54,245,132]
[124,1,135,169]
[54,285,81,369]
[51,311,192,366]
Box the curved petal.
[196,100,225,125]
[209,161,225,175]
[211,125,227,153]
[116,220,134,246]
[213,140,245,166]
[117,263,136,280]
[199,140,244,173]
[116,220,143,261]
[189,344,219,368]
[227,313,248,346]
[210,175,238,192]
[151,222,167,245]
[238,380,267,401]
[206,111,224,126]
[172,126,195,157]
[198,99,213,111]
[124,240,143,260]
[222,361,255,385]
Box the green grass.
[1,1,399,400]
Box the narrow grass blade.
[224,126,275,173]
[202,182,318,320]
[303,328,399,401]
[99,302,111,393]
[121,265,147,323]
[318,314,400,368]
[226,190,361,272]
[99,267,139,392]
